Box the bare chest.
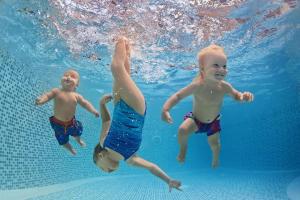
[55,92,77,105]
[194,86,224,105]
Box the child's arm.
[35,88,58,105]
[224,82,254,102]
[127,155,182,192]
[99,94,113,144]
[77,95,100,117]
[162,82,198,123]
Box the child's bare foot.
[78,140,86,147]
[176,155,185,163]
[211,158,219,168]
[176,149,186,163]
[70,148,77,155]
[74,136,86,147]
[125,40,131,58]
[63,143,77,155]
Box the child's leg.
[127,155,181,191]
[111,37,145,115]
[177,118,198,163]
[124,42,131,74]
[73,136,86,147]
[63,142,77,155]
[207,132,221,168]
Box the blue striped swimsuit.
[104,99,146,160]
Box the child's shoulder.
[192,76,205,87]
[220,81,234,92]
[73,92,83,100]
[51,87,61,93]
[220,80,231,87]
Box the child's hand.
[161,110,173,123]
[94,111,100,118]
[35,97,43,105]
[242,92,254,102]
[100,94,113,105]
[168,179,182,192]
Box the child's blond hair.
[197,44,226,70]
[193,44,226,82]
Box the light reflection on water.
[0,0,298,94]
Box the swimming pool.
[0,0,299,199]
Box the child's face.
[201,52,227,81]
[95,151,119,173]
[61,70,79,90]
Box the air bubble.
[151,135,161,145]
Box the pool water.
[0,0,299,200]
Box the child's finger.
[248,94,252,101]
[244,92,253,101]
[249,93,254,101]
[237,93,243,101]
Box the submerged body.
[103,99,145,160]
[162,45,254,167]
[93,37,181,192]
[35,70,99,155]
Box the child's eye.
[213,64,219,67]
[223,65,227,69]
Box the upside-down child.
[93,37,181,192]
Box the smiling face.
[198,45,227,81]
[61,70,79,91]
[203,52,227,81]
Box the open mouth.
[64,79,71,84]
[215,74,225,79]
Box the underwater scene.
[0,0,299,199]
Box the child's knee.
[208,135,220,147]
[178,126,189,136]
[210,142,220,150]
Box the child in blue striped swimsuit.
[93,37,181,192]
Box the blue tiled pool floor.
[2,169,300,200]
